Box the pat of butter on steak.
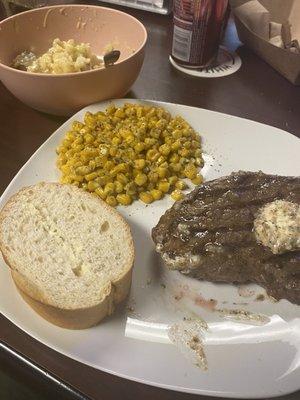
[254,200,300,254]
[152,171,300,305]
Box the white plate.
[0,99,299,399]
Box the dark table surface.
[0,2,299,400]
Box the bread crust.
[11,269,132,329]
[0,182,135,329]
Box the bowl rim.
[0,4,147,78]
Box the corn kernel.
[85,172,98,181]
[193,157,201,166]
[115,181,124,194]
[76,166,91,175]
[106,195,117,207]
[120,129,130,139]
[134,142,145,153]
[116,193,132,205]
[99,146,108,156]
[171,140,181,151]
[137,107,143,118]
[184,164,197,179]
[84,133,94,144]
[139,192,154,204]
[104,182,115,195]
[194,148,202,157]
[180,148,190,157]
[125,134,135,144]
[61,176,72,184]
[94,156,105,167]
[158,181,170,193]
[115,109,125,118]
[112,137,121,146]
[184,129,192,137]
[110,164,126,177]
[117,173,128,185]
[87,180,100,191]
[156,155,166,165]
[148,171,159,183]
[72,121,84,131]
[61,164,71,174]
[125,182,137,195]
[159,143,171,156]
[170,163,181,172]
[97,175,110,186]
[95,187,106,200]
[106,105,115,115]
[109,147,117,157]
[191,140,199,149]
[66,131,76,141]
[173,129,182,139]
[73,161,82,168]
[89,160,96,170]
[169,153,180,163]
[183,141,191,149]
[56,145,66,154]
[104,160,115,171]
[135,173,147,186]
[160,161,168,169]
[171,189,183,201]
[192,174,203,185]
[134,159,146,170]
[168,176,178,186]
[65,149,75,159]
[157,167,168,178]
[151,189,163,200]
[72,175,84,183]
[147,149,160,162]
[132,169,139,178]
[175,180,187,190]
[73,144,84,152]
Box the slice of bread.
[0,182,134,329]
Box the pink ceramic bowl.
[0,5,147,115]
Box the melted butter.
[254,200,300,254]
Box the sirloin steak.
[152,171,300,304]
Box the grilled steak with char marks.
[152,171,300,304]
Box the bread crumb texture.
[0,183,134,310]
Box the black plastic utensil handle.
[103,50,121,66]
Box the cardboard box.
[230,0,300,85]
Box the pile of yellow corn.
[56,103,203,206]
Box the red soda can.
[171,0,229,68]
